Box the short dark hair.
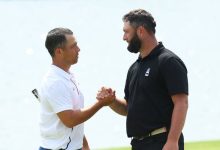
[123,9,156,34]
[45,27,73,57]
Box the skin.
[99,21,188,150]
[52,34,80,72]
[52,34,115,149]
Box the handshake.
[96,87,116,106]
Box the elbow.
[122,111,128,116]
[57,110,82,128]
[66,123,75,128]
[62,121,77,128]
[61,115,80,128]
[118,109,128,116]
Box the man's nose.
[123,34,127,41]
[77,46,80,52]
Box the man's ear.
[137,26,145,38]
[54,48,63,56]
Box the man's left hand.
[162,141,178,150]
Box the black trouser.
[39,147,82,150]
[131,133,184,150]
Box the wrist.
[166,136,179,143]
[95,100,105,108]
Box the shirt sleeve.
[160,57,188,95]
[46,80,73,113]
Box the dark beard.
[127,34,141,53]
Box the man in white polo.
[39,27,115,150]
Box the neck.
[52,59,71,73]
[140,36,158,58]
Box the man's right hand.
[96,87,115,106]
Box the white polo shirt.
[39,65,84,150]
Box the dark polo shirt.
[124,42,188,137]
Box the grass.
[185,140,220,150]
[96,140,220,150]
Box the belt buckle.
[134,133,150,140]
[138,136,145,140]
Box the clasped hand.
[96,87,115,106]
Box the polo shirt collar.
[137,42,164,62]
[51,65,72,80]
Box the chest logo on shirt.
[145,68,151,76]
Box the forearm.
[58,101,103,128]
[167,96,188,142]
[70,102,103,126]
[109,98,127,116]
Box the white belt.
[133,127,167,140]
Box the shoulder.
[41,73,69,96]
[158,48,187,71]
[158,48,178,62]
